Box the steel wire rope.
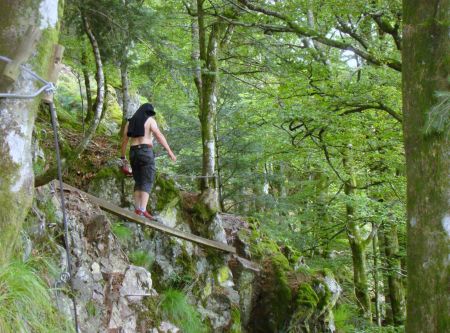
[0,54,80,333]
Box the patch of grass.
[0,259,73,333]
[165,272,194,290]
[159,289,206,333]
[111,222,132,242]
[86,300,97,318]
[129,250,154,271]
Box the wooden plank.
[54,181,236,254]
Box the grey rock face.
[46,188,160,333]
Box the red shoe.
[142,210,156,221]
[134,208,155,221]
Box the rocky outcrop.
[29,168,341,332]
[30,184,177,333]
[83,167,341,332]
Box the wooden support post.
[1,26,41,84]
[42,44,64,103]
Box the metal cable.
[0,54,80,333]
[0,55,56,99]
[48,102,80,333]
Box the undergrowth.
[111,222,132,243]
[0,259,73,333]
[129,250,154,271]
[159,288,206,333]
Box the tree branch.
[236,0,401,71]
[340,103,402,123]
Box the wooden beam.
[42,44,65,103]
[2,25,41,83]
[54,181,236,254]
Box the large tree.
[402,0,449,331]
[0,0,64,263]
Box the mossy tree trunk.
[372,228,382,326]
[192,0,222,214]
[403,0,450,331]
[343,153,373,320]
[119,0,131,136]
[81,43,93,123]
[119,57,130,136]
[380,221,405,325]
[0,0,64,264]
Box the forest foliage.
[30,0,411,331]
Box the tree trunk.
[119,58,130,136]
[199,24,220,192]
[346,211,372,319]
[194,0,222,213]
[83,13,105,129]
[81,44,93,123]
[380,221,405,325]
[403,1,449,331]
[190,1,202,108]
[0,0,63,263]
[372,228,382,326]
[343,154,372,319]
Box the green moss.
[252,238,280,259]
[155,174,180,212]
[140,296,161,329]
[192,200,214,221]
[236,228,250,243]
[217,265,232,285]
[268,253,292,328]
[176,247,195,272]
[86,300,97,318]
[230,305,242,333]
[0,182,29,263]
[202,280,212,298]
[313,279,332,312]
[281,244,302,266]
[93,166,123,181]
[38,197,58,225]
[296,283,319,309]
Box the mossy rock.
[255,253,293,331]
[192,201,214,222]
[230,305,242,333]
[296,283,319,309]
[252,238,280,259]
[288,283,320,331]
[280,244,302,266]
[216,265,233,287]
[93,165,124,181]
[192,192,219,222]
[312,278,333,313]
[155,174,180,212]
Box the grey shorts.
[129,145,155,193]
